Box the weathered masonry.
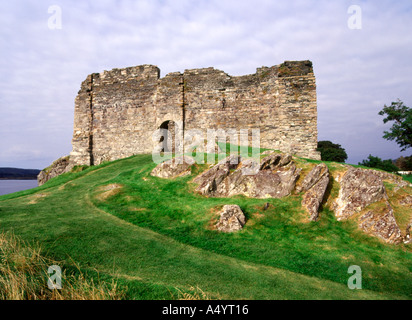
[69,60,320,166]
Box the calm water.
[0,180,38,196]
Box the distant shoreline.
[0,167,40,181]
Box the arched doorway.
[159,120,176,154]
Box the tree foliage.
[394,155,412,171]
[317,140,348,162]
[378,99,412,151]
[358,154,399,173]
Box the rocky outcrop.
[398,196,412,244]
[148,151,411,244]
[298,163,329,221]
[259,153,292,170]
[37,156,73,186]
[332,167,387,220]
[359,203,403,244]
[332,167,404,244]
[215,205,246,232]
[193,154,301,199]
[297,163,328,193]
[399,195,412,207]
[226,154,300,198]
[405,223,411,244]
[193,155,241,195]
[363,168,410,192]
[150,156,196,179]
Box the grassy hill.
[0,153,411,300]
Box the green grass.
[0,154,411,300]
[0,231,124,300]
[402,175,412,184]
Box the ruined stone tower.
[69,60,320,166]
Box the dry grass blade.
[0,231,125,300]
[175,285,213,300]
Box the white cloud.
[1,0,412,168]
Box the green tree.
[317,140,348,162]
[378,99,412,151]
[358,154,399,172]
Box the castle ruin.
[69,60,320,166]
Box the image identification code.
[162,304,249,317]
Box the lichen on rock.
[215,205,246,233]
[37,156,72,186]
[332,167,387,220]
[193,153,300,199]
[331,166,406,244]
[298,163,329,221]
[359,202,403,244]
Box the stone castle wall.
[70,60,320,166]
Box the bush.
[358,155,399,173]
[317,141,348,162]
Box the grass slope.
[0,154,411,299]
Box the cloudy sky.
[1,0,411,169]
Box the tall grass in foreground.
[174,286,214,300]
[0,231,125,300]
